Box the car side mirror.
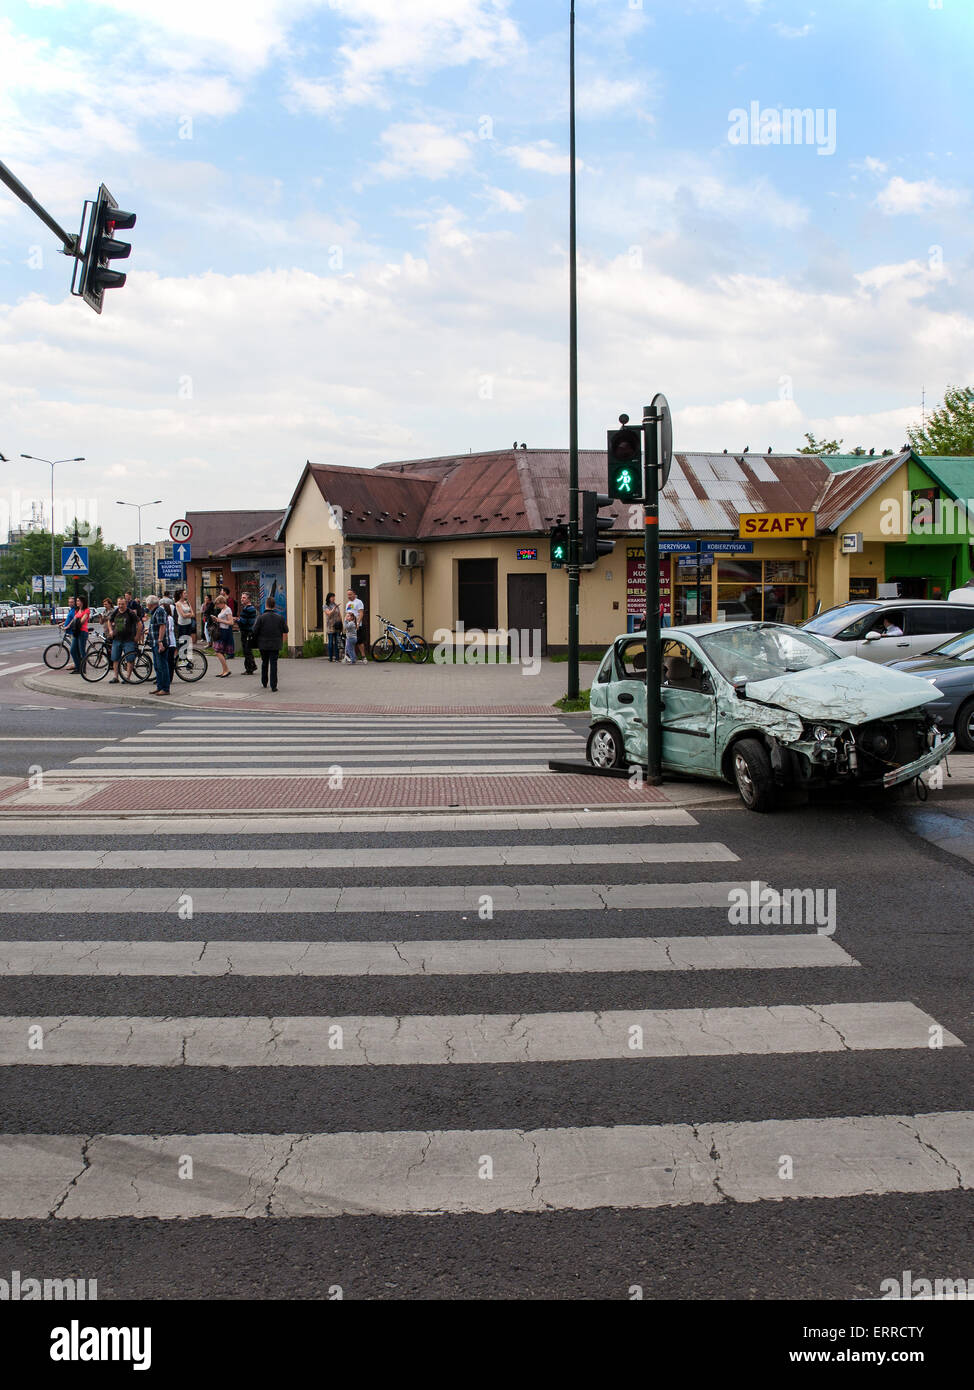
[864,631,881,641]
[733,679,747,698]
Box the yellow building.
[277,448,968,652]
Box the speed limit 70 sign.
[169,519,193,543]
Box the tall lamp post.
[20,454,85,619]
[117,499,162,596]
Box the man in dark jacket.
[237,591,258,675]
[251,597,288,692]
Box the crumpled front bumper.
[868,731,956,789]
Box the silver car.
[802,599,974,663]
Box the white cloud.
[289,0,521,111]
[372,123,475,181]
[503,141,579,176]
[481,185,527,214]
[875,176,968,215]
[772,22,812,39]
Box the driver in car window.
[877,615,903,636]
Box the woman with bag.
[66,595,90,674]
[174,588,196,652]
[212,594,236,676]
[324,591,343,662]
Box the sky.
[1,0,972,547]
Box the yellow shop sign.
[739,512,816,538]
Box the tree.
[0,524,134,605]
[907,385,974,455]
[797,432,843,455]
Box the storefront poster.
[259,559,287,621]
[626,546,671,619]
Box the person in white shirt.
[345,589,366,662]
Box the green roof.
[915,456,974,502]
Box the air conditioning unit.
[400,548,425,567]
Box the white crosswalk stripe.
[49,712,587,778]
[4,1113,973,1218]
[0,819,966,1223]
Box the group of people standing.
[324,589,366,664]
[182,586,289,691]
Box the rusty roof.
[814,452,908,532]
[280,448,898,542]
[213,514,286,558]
[185,510,283,559]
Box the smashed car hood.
[744,656,942,724]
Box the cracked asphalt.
[0,748,972,1295]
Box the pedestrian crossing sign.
[60,545,89,575]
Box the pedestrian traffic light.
[581,491,615,567]
[607,423,643,501]
[549,523,569,569]
[80,184,136,314]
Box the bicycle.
[370,614,429,663]
[82,635,152,684]
[43,632,73,670]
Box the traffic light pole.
[643,401,663,783]
[0,159,79,257]
[566,0,580,701]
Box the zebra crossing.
[0,806,969,1228]
[49,712,586,777]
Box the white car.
[802,599,974,663]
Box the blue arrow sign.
[60,545,89,575]
[173,541,192,563]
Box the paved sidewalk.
[25,655,600,715]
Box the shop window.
[457,559,497,630]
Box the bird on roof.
[743,445,750,453]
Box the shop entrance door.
[506,574,547,655]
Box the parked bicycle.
[370,615,429,663]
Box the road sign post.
[60,545,89,576]
[169,519,192,543]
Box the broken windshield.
[700,624,839,682]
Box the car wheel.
[954,699,974,753]
[587,722,627,770]
[731,737,776,812]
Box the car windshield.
[802,603,878,637]
[700,624,838,682]
[930,629,974,661]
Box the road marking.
[0,662,43,677]
[0,809,698,833]
[0,738,117,743]
[4,1111,972,1217]
[0,882,762,913]
[0,933,855,976]
[48,764,564,777]
[0,842,737,869]
[0,1003,951,1067]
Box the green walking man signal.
[607,423,643,501]
[549,523,569,568]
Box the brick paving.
[0,772,667,814]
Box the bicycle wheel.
[82,646,110,682]
[126,650,153,684]
[175,648,208,682]
[371,634,396,661]
[406,636,429,664]
[44,640,70,670]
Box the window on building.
[457,559,497,630]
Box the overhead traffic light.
[80,184,136,314]
[607,423,643,501]
[549,523,568,569]
[581,491,615,567]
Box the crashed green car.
[587,621,954,811]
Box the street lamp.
[20,454,85,619]
[117,499,162,598]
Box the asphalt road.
[0,788,971,1300]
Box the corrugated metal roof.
[185,510,282,559]
[915,456,974,503]
[814,453,907,532]
[213,515,285,557]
